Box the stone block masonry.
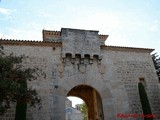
[0,28,160,120]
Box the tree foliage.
[152,53,160,82]
[138,82,153,120]
[79,103,88,120]
[0,45,45,117]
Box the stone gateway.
[0,28,160,120]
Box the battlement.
[42,30,61,42]
[43,30,60,36]
[99,34,109,45]
[99,35,108,41]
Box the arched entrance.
[67,85,104,120]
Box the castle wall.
[1,44,160,120]
[101,49,160,120]
[0,45,65,120]
[0,28,160,120]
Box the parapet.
[42,30,61,42]
[42,28,108,45]
[99,34,109,45]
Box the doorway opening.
[67,85,104,120]
[66,96,87,120]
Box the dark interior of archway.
[67,85,104,120]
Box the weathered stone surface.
[0,28,160,120]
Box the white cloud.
[65,12,121,33]
[0,31,14,40]
[67,97,83,108]
[8,29,40,40]
[0,7,16,15]
[0,8,10,15]
[0,21,44,40]
[0,32,4,39]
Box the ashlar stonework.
[0,28,160,120]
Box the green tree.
[80,103,88,120]
[0,46,45,120]
[138,82,153,120]
[152,53,160,82]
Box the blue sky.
[0,0,160,55]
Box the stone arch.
[58,69,115,119]
[67,84,104,120]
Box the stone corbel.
[90,55,93,64]
[81,58,84,64]
[61,53,66,63]
[71,58,75,64]
[98,55,102,64]
[78,64,86,74]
